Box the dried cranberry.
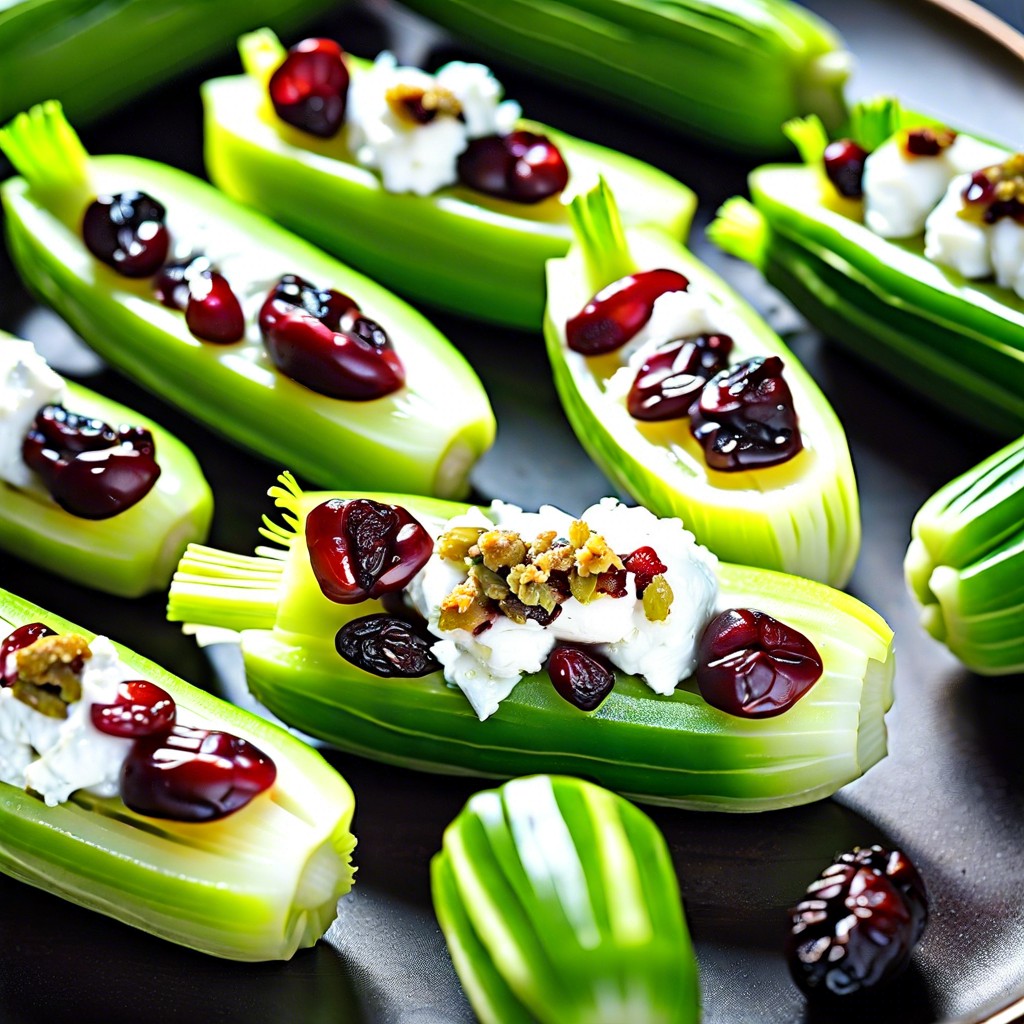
[501,594,562,627]
[594,568,628,598]
[823,139,868,199]
[120,724,276,822]
[82,191,169,278]
[788,846,928,999]
[696,608,823,718]
[566,269,690,356]
[457,131,569,204]
[963,170,995,207]
[547,646,616,712]
[306,498,433,604]
[185,271,245,344]
[903,126,956,157]
[689,356,802,471]
[627,333,734,421]
[91,679,176,738]
[259,274,404,400]
[335,614,440,677]
[22,405,161,520]
[269,38,349,138]
[1,622,56,686]
[623,546,668,596]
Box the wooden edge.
[919,0,1024,60]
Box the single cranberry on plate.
[82,191,169,278]
[185,270,245,344]
[1,623,56,686]
[91,679,177,738]
[695,607,823,718]
[306,498,433,604]
[823,139,868,199]
[269,38,349,137]
[457,130,569,204]
[566,269,690,355]
[547,645,616,712]
[335,614,440,677]
[259,274,404,400]
[627,333,734,421]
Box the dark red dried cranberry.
[1,623,56,686]
[82,191,169,278]
[306,498,433,604]
[457,130,569,204]
[501,594,562,627]
[566,269,690,356]
[622,546,668,596]
[594,567,628,598]
[547,645,616,712]
[154,256,208,310]
[689,356,802,471]
[185,271,245,344]
[91,679,176,738]
[696,608,823,718]
[335,614,440,677]
[823,139,868,199]
[788,846,928,999]
[259,275,404,400]
[627,333,734,421]
[269,38,349,138]
[22,405,161,520]
[120,724,276,822]
[903,126,956,157]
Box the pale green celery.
[432,776,699,1024]
[0,587,356,960]
[546,181,860,587]
[167,474,893,812]
[905,436,1024,675]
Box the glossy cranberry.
[154,256,209,310]
[269,37,349,137]
[185,271,245,344]
[82,191,169,278]
[1,622,56,686]
[788,846,928,999]
[335,614,440,677]
[623,546,668,596]
[91,679,176,738]
[457,130,569,204]
[689,356,802,471]
[696,608,823,718]
[306,498,433,604]
[547,646,616,712]
[22,405,161,520]
[963,170,995,207]
[627,333,734,421]
[259,275,404,400]
[120,724,276,822]
[823,139,868,199]
[566,269,690,355]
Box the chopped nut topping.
[507,563,558,611]
[534,544,575,574]
[12,633,91,717]
[529,531,558,557]
[479,530,528,572]
[441,578,480,615]
[959,153,1024,225]
[385,83,462,126]
[568,519,590,549]
[575,534,624,578]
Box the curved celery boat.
[0,588,355,961]
[201,30,696,329]
[906,435,1024,675]
[397,0,849,155]
[0,103,495,498]
[709,104,1024,436]
[432,775,699,1024]
[0,333,212,597]
[544,182,860,587]
[168,474,894,812]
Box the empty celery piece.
[0,588,355,960]
[432,775,699,1024]
[200,29,696,329]
[906,435,1024,675]
[168,473,894,812]
[0,332,212,597]
[544,180,860,587]
[0,102,494,498]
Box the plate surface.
[1,2,1022,1022]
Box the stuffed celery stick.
[0,588,355,961]
[0,334,212,596]
[906,434,1024,675]
[0,102,494,498]
[168,473,893,812]
[709,98,1024,435]
[433,775,699,1024]
[545,180,859,587]
[201,29,696,329]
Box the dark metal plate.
[0,2,1022,1021]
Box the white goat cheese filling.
[407,499,718,721]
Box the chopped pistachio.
[469,564,510,601]
[437,526,486,564]
[569,570,598,604]
[10,681,69,719]
[575,533,624,577]
[568,519,590,549]
[479,530,528,572]
[642,574,674,622]
[507,563,558,612]
[534,544,575,574]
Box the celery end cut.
[239,27,287,85]
[706,196,769,269]
[0,588,356,961]
[566,177,638,289]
